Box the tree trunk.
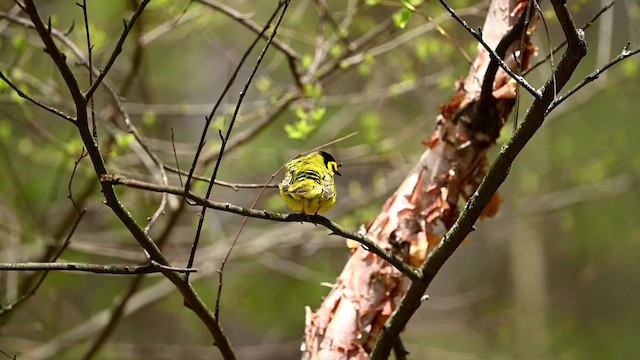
[302,0,539,358]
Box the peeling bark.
[302,0,538,358]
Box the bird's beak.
[335,170,342,176]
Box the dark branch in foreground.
[0,262,196,274]
[103,175,422,281]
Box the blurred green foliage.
[0,0,639,359]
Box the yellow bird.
[279,151,341,214]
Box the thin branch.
[194,0,301,61]
[68,147,88,213]
[104,175,421,281]
[524,1,615,76]
[478,3,533,115]
[0,210,85,317]
[195,92,297,169]
[171,127,183,187]
[77,0,97,138]
[215,196,265,320]
[81,201,186,360]
[547,45,640,114]
[84,0,150,100]
[0,262,196,274]
[0,70,75,123]
[437,0,541,99]
[164,166,279,189]
[185,0,292,282]
[183,0,285,192]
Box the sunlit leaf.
[393,8,412,29]
[116,133,135,150]
[142,111,156,127]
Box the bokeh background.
[1,0,639,359]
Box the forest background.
[0,0,639,359]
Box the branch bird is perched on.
[279,151,341,214]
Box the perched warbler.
[279,151,341,214]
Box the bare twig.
[547,44,640,114]
[195,92,297,169]
[171,128,183,187]
[0,262,196,274]
[81,201,186,360]
[437,0,541,99]
[185,0,292,282]
[84,0,150,100]
[77,0,97,138]
[68,148,88,213]
[0,210,85,317]
[478,3,534,116]
[194,0,301,61]
[165,167,279,190]
[524,2,615,76]
[104,175,421,281]
[0,70,75,123]
[183,0,286,192]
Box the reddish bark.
[302,0,538,358]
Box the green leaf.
[310,107,326,121]
[116,133,135,150]
[88,24,107,52]
[142,111,156,127]
[12,35,26,52]
[365,0,383,5]
[357,54,375,76]
[214,115,227,131]
[302,55,313,70]
[295,107,308,121]
[284,123,303,140]
[330,44,343,58]
[360,112,381,142]
[303,83,323,99]
[393,8,412,29]
[256,76,271,93]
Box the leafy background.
[0,0,639,359]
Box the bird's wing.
[286,178,323,198]
[321,177,335,200]
[279,169,294,191]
